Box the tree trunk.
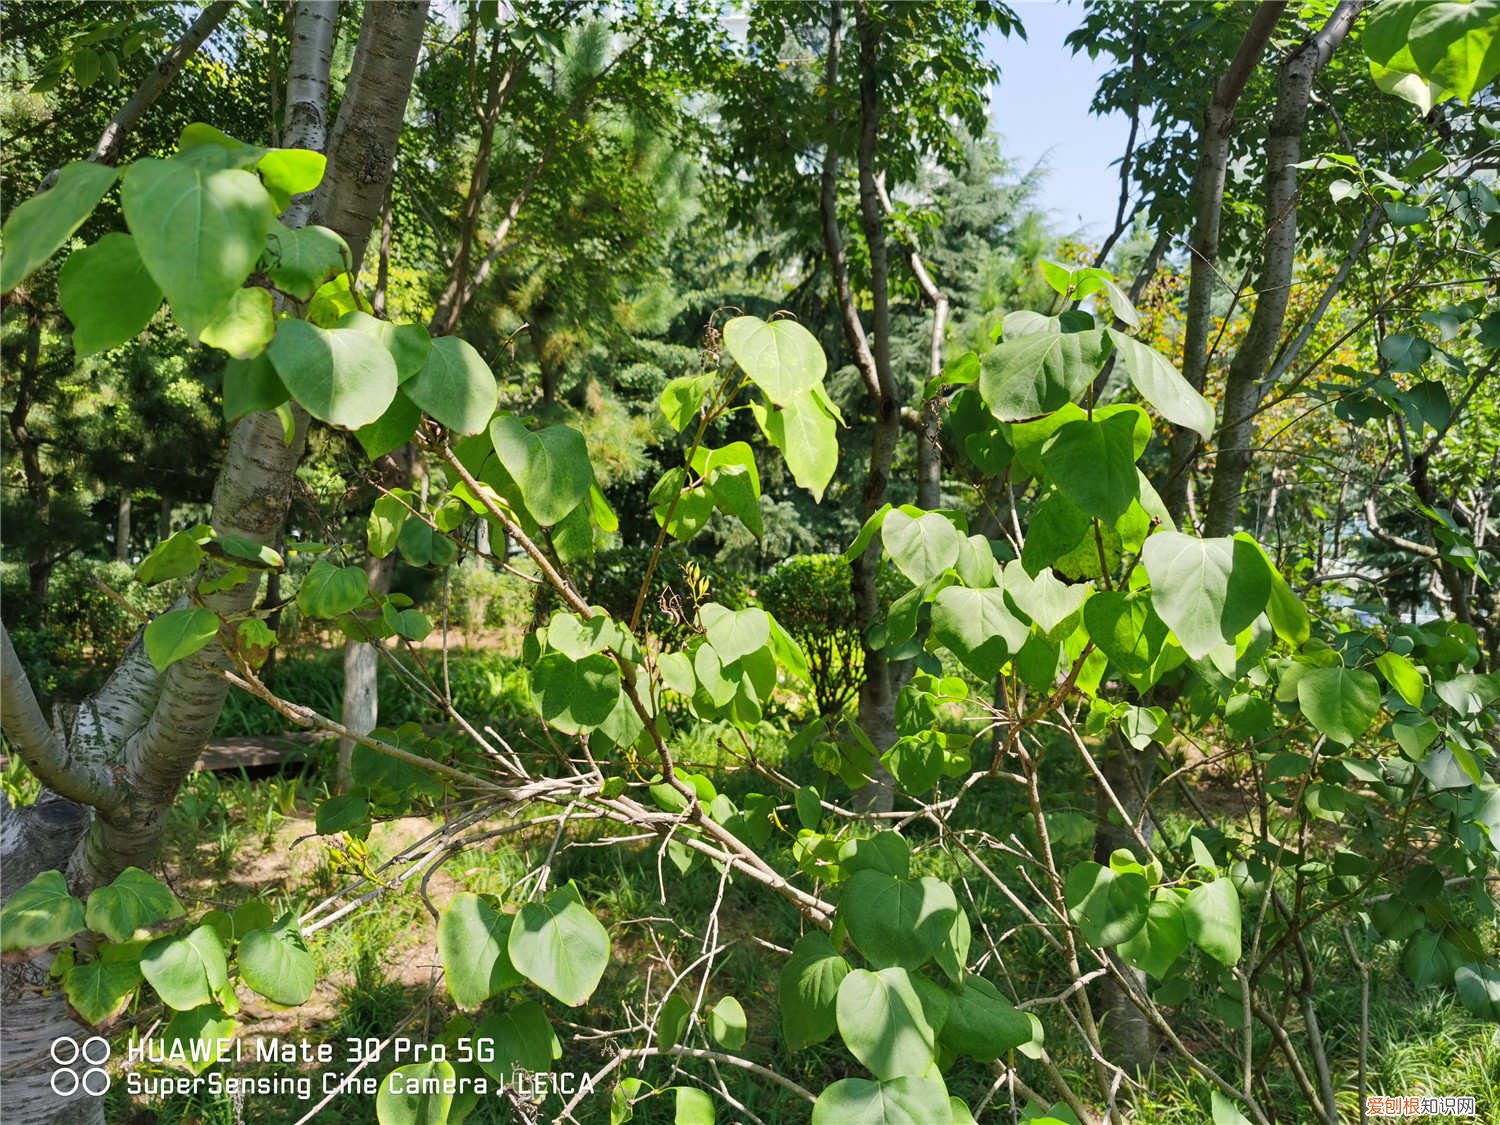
[338,641,378,793]
[854,410,902,809]
[309,1,429,272]
[69,415,313,885]
[281,2,338,148]
[260,546,284,684]
[816,2,903,811]
[0,794,99,1123]
[337,548,398,792]
[534,319,564,405]
[114,495,131,563]
[1202,2,1362,537]
[1092,733,1162,1074]
[372,185,395,316]
[850,3,903,812]
[1160,1,1286,524]
[0,5,427,1120]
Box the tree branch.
[1,623,118,808]
[1422,356,1497,461]
[67,1,427,891]
[279,0,339,225]
[90,1,237,168]
[1259,204,1380,391]
[429,42,526,334]
[855,5,896,415]
[875,171,946,508]
[67,626,164,768]
[445,33,645,330]
[1363,496,1437,559]
[1091,44,1146,270]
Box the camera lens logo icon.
[50,1036,111,1097]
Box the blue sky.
[986,1,1136,239]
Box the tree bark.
[1,626,117,809]
[1090,6,1290,1036]
[297,1,427,795]
[56,0,428,888]
[1092,731,1162,1074]
[818,3,882,409]
[67,411,313,889]
[372,186,395,316]
[817,3,898,804]
[1260,204,1380,389]
[337,445,412,792]
[279,0,339,226]
[282,1,338,149]
[309,1,429,273]
[0,837,102,1125]
[1202,1,1362,537]
[1161,0,1286,523]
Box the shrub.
[757,553,863,717]
[0,561,39,628]
[1,557,173,703]
[47,558,171,661]
[443,558,534,643]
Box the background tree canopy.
[1,2,1497,1124]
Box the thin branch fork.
[445,35,648,328]
[1258,204,1381,392]
[224,647,837,926]
[1363,495,1439,559]
[874,170,947,506]
[222,665,512,794]
[428,40,527,335]
[1179,0,1290,380]
[436,439,837,926]
[1091,41,1146,272]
